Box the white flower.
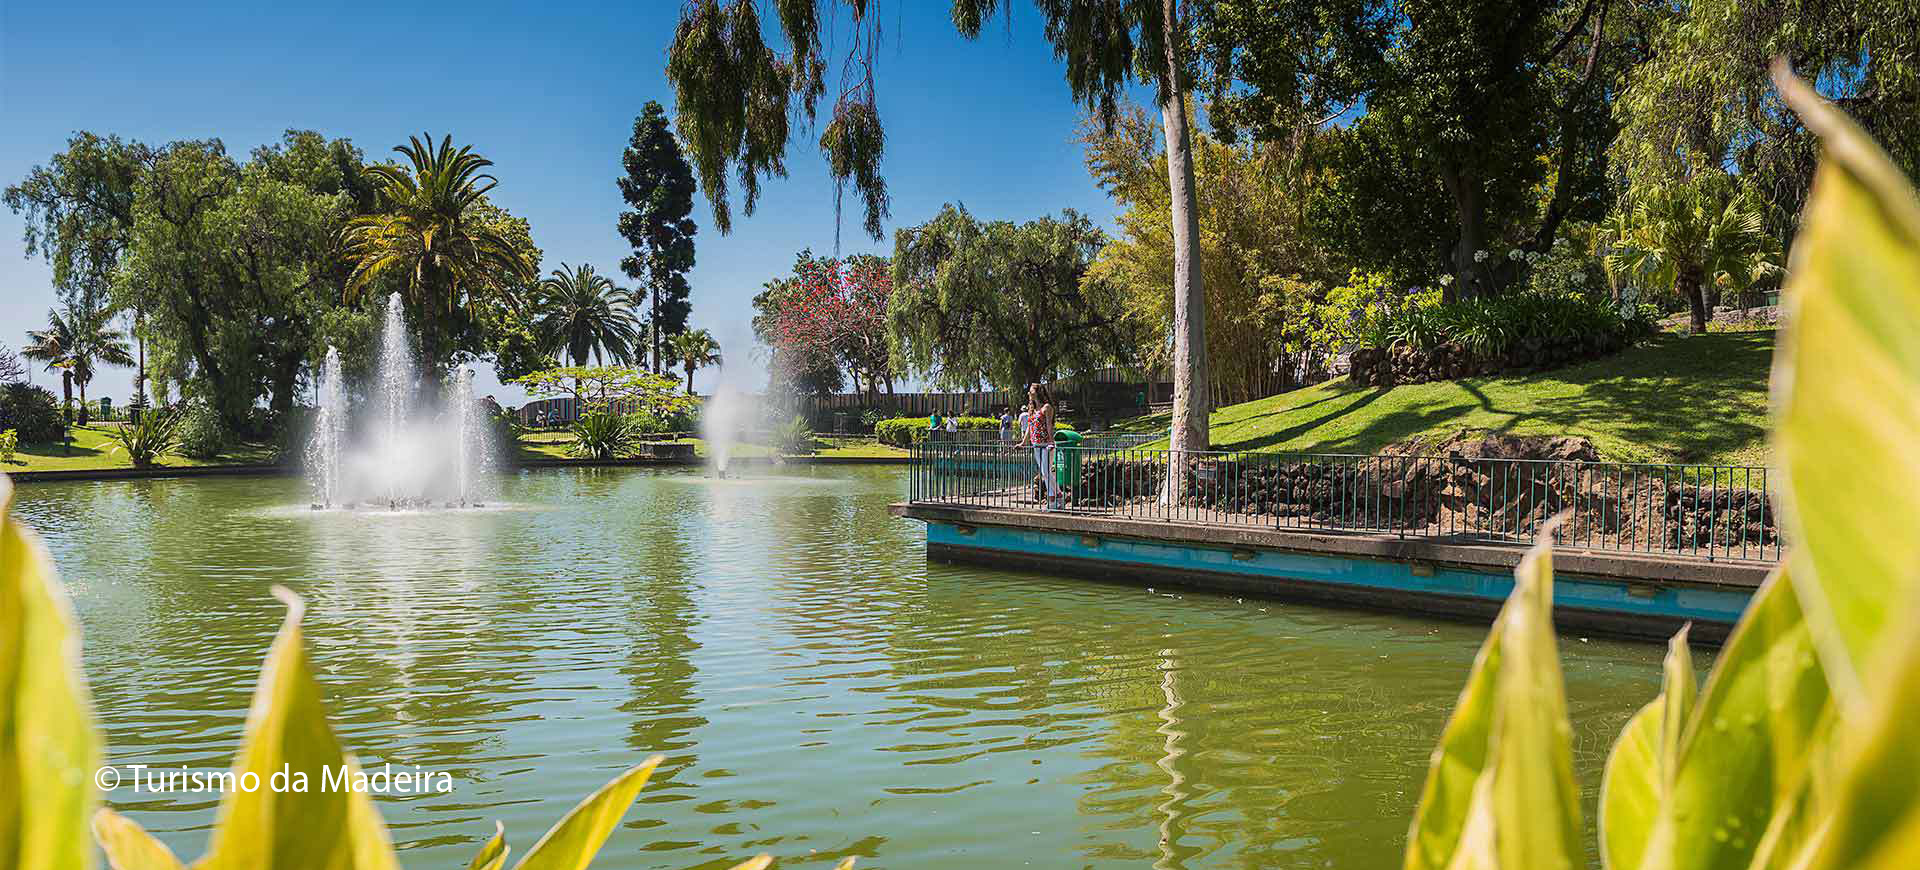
[1439,274,1454,285]
[1473,250,1489,263]
[1507,248,1524,261]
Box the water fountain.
[304,292,495,510]
[700,380,746,478]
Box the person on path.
[999,408,1014,443]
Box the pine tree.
[616,101,698,373]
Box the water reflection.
[18,467,1668,868]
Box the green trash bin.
[1053,428,1083,495]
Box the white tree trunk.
[1161,0,1210,458]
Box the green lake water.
[14,465,1671,868]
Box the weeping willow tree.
[664,0,1215,452]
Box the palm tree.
[1604,176,1782,334]
[343,133,537,375]
[667,329,721,395]
[532,263,644,366]
[22,302,133,425]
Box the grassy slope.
[2,424,277,472]
[1111,330,1775,466]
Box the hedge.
[874,416,1003,447]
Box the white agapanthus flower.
[1473,250,1489,263]
[1507,248,1524,261]
[1439,274,1454,286]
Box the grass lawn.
[1110,330,1775,466]
[2,423,277,473]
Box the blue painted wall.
[928,522,1751,626]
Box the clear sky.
[0,0,1140,404]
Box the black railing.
[909,442,1782,562]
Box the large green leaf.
[93,808,185,870]
[195,587,400,870]
[1599,697,1664,870]
[1799,624,1920,870]
[1600,627,1693,870]
[1768,64,1920,712]
[1403,530,1581,870]
[511,755,661,870]
[1635,570,1832,870]
[467,821,509,870]
[1402,596,1505,870]
[0,475,101,870]
[1487,540,1581,870]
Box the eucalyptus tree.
[665,0,1216,451]
[617,102,699,374]
[668,328,722,395]
[343,133,538,379]
[5,133,150,403]
[889,205,1135,391]
[533,263,645,367]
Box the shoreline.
[4,453,910,484]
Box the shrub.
[108,410,182,468]
[175,400,227,459]
[0,429,15,463]
[0,382,64,444]
[873,415,1001,447]
[773,416,816,455]
[569,410,644,459]
[859,408,885,433]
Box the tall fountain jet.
[304,293,495,510]
[307,346,346,508]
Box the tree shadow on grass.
[1272,332,1777,463]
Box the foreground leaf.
[467,821,508,870]
[1640,570,1832,870]
[512,755,661,870]
[195,587,399,870]
[1404,525,1580,870]
[1768,63,1920,713]
[1800,624,1920,870]
[1599,696,1664,870]
[0,475,101,870]
[93,809,185,870]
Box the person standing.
[999,408,1014,443]
[945,414,958,434]
[1029,383,1062,510]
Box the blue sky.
[0,0,1141,403]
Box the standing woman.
[1029,383,1063,509]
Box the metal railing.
[909,442,1782,562]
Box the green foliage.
[772,416,816,456]
[175,400,227,459]
[1400,68,1920,870]
[568,411,645,460]
[1602,174,1783,333]
[23,297,134,425]
[513,366,696,419]
[0,476,100,870]
[666,329,721,395]
[533,262,644,367]
[0,382,64,444]
[617,101,698,372]
[890,204,1136,390]
[1363,291,1651,360]
[108,410,182,468]
[873,416,1000,448]
[0,430,14,463]
[343,133,540,374]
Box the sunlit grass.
[1112,330,1774,465]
